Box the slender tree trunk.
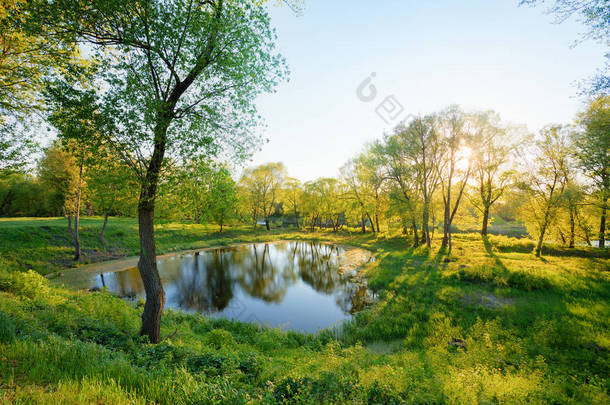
[535,227,546,257]
[73,162,83,261]
[366,213,375,233]
[101,211,109,249]
[481,205,490,236]
[375,213,380,233]
[441,201,450,249]
[422,202,431,248]
[361,215,366,233]
[536,209,552,257]
[442,182,451,249]
[294,207,299,230]
[67,214,72,234]
[411,218,419,247]
[265,218,270,231]
[600,198,607,248]
[568,206,575,248]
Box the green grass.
[0,217,608,404]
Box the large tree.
[37,0,286,342]
[519,126,572,256]
[437,106,472,250]
[401,115,444,248]
[575,95,610,248]
[469,112,515,236]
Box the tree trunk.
[67,214,72,234]
[375,213,380,233]
[600,198,607,248]
[265,218,270,231]
[568,207,575,248]
[481,205,490,236]
[101,212,109,249]
[137,203,165,343]
[422,202,431,248]
[73,162,83,261]
[441,201,450,249]
[536,221,549,257]
[361,215,366,233]
[411,218,419,247]
[294,207,299,230]
[366,213,375,233]
[136,111,171,344]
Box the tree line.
[3,100,608,258]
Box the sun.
[456,146,472,171]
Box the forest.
[0,0,609,404]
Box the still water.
[92,241,375,332]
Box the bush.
[186,352,236,376]
[203,328,236,350]
[0,270,50,300]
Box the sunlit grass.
[0,218,608,403]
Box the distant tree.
[469,112,516,236]
[240,163,286,230]
[300,177,347,232]
[574,95,610,247]
[45,82,104,261]
[283,178,302,229]
[402,116,444,248]
[0,172,46,216]
[207,167,237,232]
[86,150,138,249]
[519,126,572,256]
[381,129,421,245]
[437,106,472,250]
[341,142,386,233]
[37,144,78,222]
[301,180,323,231]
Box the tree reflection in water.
[91,241,374,331]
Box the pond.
[89,241,375,332]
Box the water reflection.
[92,241,375,332]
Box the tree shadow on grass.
[482,235,509,273]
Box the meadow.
[0,217,608,404]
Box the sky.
[248,0,608,182]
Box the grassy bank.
[0,217,608,403]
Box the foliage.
[239,162,286,229]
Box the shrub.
[203,329,236,350]
[186,352,236,376]
[0,270,50,299]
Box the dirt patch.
[337,248,375,274]
[462,292,512,309]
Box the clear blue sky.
[249,0,607,181]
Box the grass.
[0,216,608,404]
